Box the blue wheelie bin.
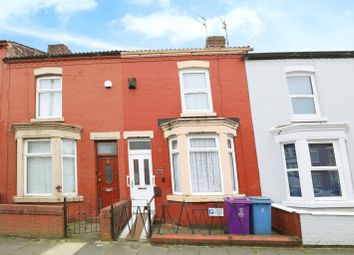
[249,197,272,235]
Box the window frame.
[179,68,214,114]
[307,140,345,201]
[169,138,182,195]
[187,135,224,195]
[286,72,321,121]
[36,76,62,119]
[227,137,239,193]
[24,139,53,196]
[281,142,302,200]
[61,139,78,196]
[281,140,346,201]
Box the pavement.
[0,236,354,255]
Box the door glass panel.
[105,163,113,184]
[97,142,117,155]
[144,159,150,185]
[129,141,151,150]
[133,159,140,185]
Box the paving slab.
[137,243,168,255]
[199,246,229,255]
[254,247,280,255]
[73,242,112,255]
[106,244,139,255]
[166,245,199,255]
[0,237,34,255]
[276,248,306,255]
[327,248,354,255]
[225,246,257,255]
[41,242,86,255]
[303,248,332,255]
[12,239,59,255]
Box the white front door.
[128,140,155,212]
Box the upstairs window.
[179,69,213,113]
[286,74,320,119]
[37,76,62,118]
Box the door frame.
[127,138,155,208]
[95,141,119,208]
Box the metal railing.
[155,201,228,235]
[111,194,156,240]
[64,197,101,238]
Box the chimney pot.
[205,36,226,48]
[47,44,72,55]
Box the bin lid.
[248,196,272,204]
[224,197,252,204]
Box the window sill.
[281,200,354,208]
[13,195,84,203]
[291,116,328,123]
[31,117,64,123]
[167,194,245,203]
[180,112,217,118]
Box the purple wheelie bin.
[224,197,251,234]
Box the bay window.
[13,122,81,203]
[161,117,239,202]
[282,140,345,200]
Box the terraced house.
[0,37,262,241]
[246,51,354,245]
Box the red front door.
[97,156,119,209]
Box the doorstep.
[150,234,301,246]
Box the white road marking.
[40,242,86,255]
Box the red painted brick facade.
[0,45,261,236]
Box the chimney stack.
[205,36,226,48]
[47,44,72,55]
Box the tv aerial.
[220,17,229,47]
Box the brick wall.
[0,204,64,238]
[272,206,302,239]
[100,200,130,241]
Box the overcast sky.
[0,0,353,53]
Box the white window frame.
[281,139,347,201]
[36,76,62,119]
[179,69,214,114]
[187,135,224,195]
[61,139,78,195]
[227,137,239,193]
[169,138,182,195]
[24,139,53,196]
[286,72,321,121]
[307,140,345,201]
[281,142,302,201]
